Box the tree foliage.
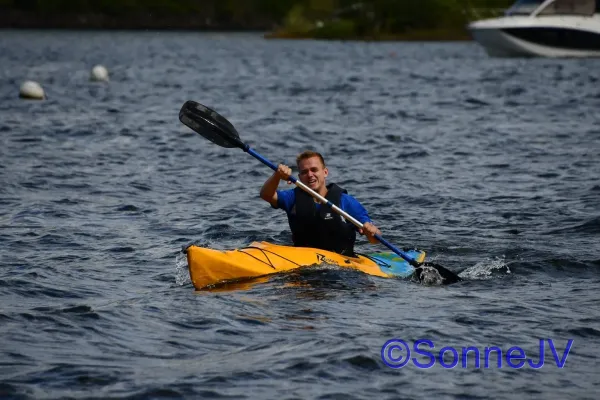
[0,0,517,37]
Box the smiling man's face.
[297,156,329,194]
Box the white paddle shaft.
[293,180,364,229]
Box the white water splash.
[174,252,191,286]
[458,256,511,280]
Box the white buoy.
[19,81,45,100]
[90,65,109,82]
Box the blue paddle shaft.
[246,147,297,184]
[244,146,418,266]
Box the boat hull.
[468,15,600,57]
[185,241,425,290]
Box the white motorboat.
[468,0,600,57]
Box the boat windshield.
[505,0,547,15]
[506,0,598,16]
[538,0,597,15]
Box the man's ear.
[323,167,329,178]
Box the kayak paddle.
[179,100,461,284]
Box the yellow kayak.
[185,241,426,290]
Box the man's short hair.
[296,151,325,168]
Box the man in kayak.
[260,151,382,256]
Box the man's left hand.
[360,222,381,244]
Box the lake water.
[1,30,599,399]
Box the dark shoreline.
[0,12,473,41]
[264,29,473,42]
[0,11,276,31]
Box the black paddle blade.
[179,100,245,149]
[414,263,462,285]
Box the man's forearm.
[260,172,281,202]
